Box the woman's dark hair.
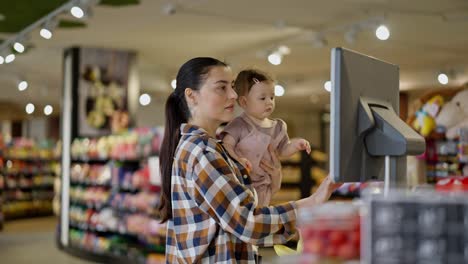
[159,57,228,222]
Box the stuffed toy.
[412,95,445,137]
[435,89,468,139]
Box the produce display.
[298,202,361,262]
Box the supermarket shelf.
[70,200,108,211]
[70,180,112,188]
[71,158,110,164]
[3,209,53,220]
[69,221,130,237]
[68,223,165,248]
[2,171,56,176]
[71,157,144,164]
[5,184,54,191]
[3,156,60,163]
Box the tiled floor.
[0,216,280,264]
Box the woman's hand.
[296,175,342,210]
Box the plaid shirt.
[165,124,298,264]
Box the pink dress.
[222,113,289,206]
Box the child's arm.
[279,138,311,158]
[222,134,252,171]
[276,120,311,158]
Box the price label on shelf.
[149,156,161,186]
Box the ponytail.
[159,92,187,222]
[158,57,228,223]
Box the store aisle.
[0,217,93,264]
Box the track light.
[40,19,58,39]
[268,52,282,65]
[139,93,151,106]
[71,6,84,18]
[278,45,291,55]
[171,79,177,89]
[274,85,285,96]
[376,25,390,40]
[25,103,35,114]
[324,81,332,92]
[267,45,290,66]
[438,73,449,85]
[5,54,15,63]
[13,42,25,53]
[40,29,52,39]
[44,105,53,116]
[18,80,28,91]
[0,0,99,67]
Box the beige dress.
[222,113,289,206]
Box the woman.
[159,57,340,263]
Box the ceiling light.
[44,105,53,116]
[71,6,84,18]
[268,52,282,66]
[18,80,28,91]
[324,81,332,92]
[278,45,291,55]
[376,25,390,40]
[139,93,151,106]
[5,54,15,63]
[40,28,53,39]
[0,56,4,65]
[13,42,25,53]
[438,73,449,85]
[274,85,285,96]
[171,79,177,89]
[40,19,58,40]
[25,103,35,114]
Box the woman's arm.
[190,147,297,247]
[260,144,341,211]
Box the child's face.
[241,81,275,120]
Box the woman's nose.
[228,86,238,100]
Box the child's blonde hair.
[234,69,274,101]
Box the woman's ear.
[239,96,247,108]
[185,88,197,106]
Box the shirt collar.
[180,123,222,142]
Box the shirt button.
[243,175,248,179]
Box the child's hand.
[239,157,252,172]
[291,138,311,154]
